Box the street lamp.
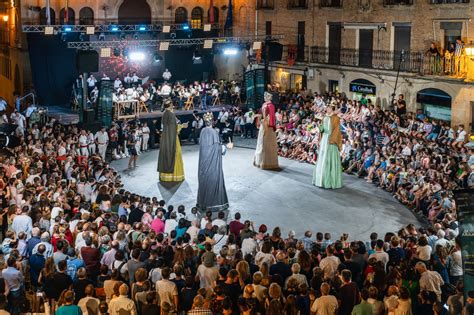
[2,15,8,22]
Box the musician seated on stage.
[109,72,242,111]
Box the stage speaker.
[76,50,99,73]
[263,42,283,62]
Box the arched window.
[59,8,75,25]
[79,7,94,25]
[191,7,203,28]
[175,7,187,24]
[207,6,219,23]
[39,7,55,25]
[118,0,151,25]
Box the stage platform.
[45,104,232,126]
[112,146,424,240]
[137,105,232,120]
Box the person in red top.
[80,236,100,279]
[229,212,244,240]
[109,123,120,160]
[151,211,165,234]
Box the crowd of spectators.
[0,90,471,315]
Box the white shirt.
[161,85,172,95]
[419,270,444,300]
[87,77,97,87]
[79,134,88,147]
[196,264,218,289]
[12,214,33,239]
[369,250,390,270]
[108,295,137,315]
[456,129,466,142]
[319,255,341,280]
[241,238,258,257]
[114,79,122,90]
[311,295,338,315]
[95,131,109,145]
[164,219,178,235]
[163,71,172,81]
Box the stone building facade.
[258,0,474,129]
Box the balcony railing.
[287,0,309,9]
[257,0,275,9]
[383,0,413,5]
[308,46,467,78]
[429,0,469,3]
[320,0,343,7]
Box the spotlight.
[182,24,190,30]
[63,26,72,32]
[153,53,163,62]
[129,51,145,61]
[79,33,86,41]
[113,47,121,57]
[86,26,95,35]
[120,32,126,41]
[170,32,176,39]
[110,25,119,32]
[98,33,105,41]
[223,48,238,56]
[138,25,147,31]
[61,33,67,42]
[133,33,139,40]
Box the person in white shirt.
[161,83,172,96]
[369,239,389,270]
[95,127,109,160]
[12,206,33,239]
[141,124,150,151]
[319,245,341,280]
[311,282,338,315]
[212,211,227,229]
[164,212,178,235]
[162,69,172,81]
[78,130,89,156]
[108,284,137,315]
[114,77,122,90]
[416,262,444,301]
[102,73,110,80]
[87,131,96,156]
[452,124,467,149]
[87,74,97,89]
[131,72,140,84]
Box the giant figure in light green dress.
[312,106,343,189]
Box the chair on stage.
[184,96,194,110]
[212,95,220,106]
[139,101,149,113]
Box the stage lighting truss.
[66,34,284,50]
[22,22,220,34]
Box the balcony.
[308,46,467,79]
[257,0,275,10]
[288,0,309,9]
[320,0,343,7]
[429,0,469,3]
[383,0,413,5]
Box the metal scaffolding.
[21,23,220,33]
[66,35,284,49]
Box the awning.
[417,88,452,107]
